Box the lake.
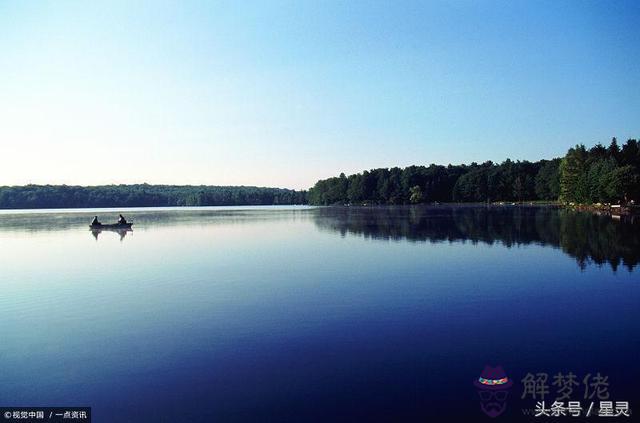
[1,205,638,421]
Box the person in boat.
[118,214,127,224]
[91,216,101,226]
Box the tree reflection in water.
[313,205,640,271]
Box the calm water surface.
[1,206,638,421]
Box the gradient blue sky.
[1,0,638,189]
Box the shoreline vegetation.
[0,184,306,210]
[307,138,640,214]
[1,138,638,213]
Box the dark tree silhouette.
[308,138,639,206]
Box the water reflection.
[90,228,132,241]
[313,206,640,271]
[0,206,314,232]
[0,205,637,421]
[2,205,638,270]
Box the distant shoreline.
[0,184,308,210]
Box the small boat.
[89,222,133,230]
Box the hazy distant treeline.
[0,184,307,209]
[308,138,640,205]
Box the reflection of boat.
[90,224,132,241]
[89,222,133,230]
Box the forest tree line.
[308,138,640,205]
[559,138,640,204]
[0,184,307,209]
[2,138,638,209]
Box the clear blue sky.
[1,0,638,189]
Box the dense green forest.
[2,138,638,209]
[308,138,640,205]
[559,138,640,204]
[0,184,306,209]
